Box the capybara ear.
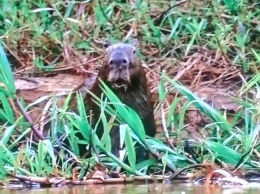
[104,40,111,48]
[131,38,139,48]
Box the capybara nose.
[109,58,128,67]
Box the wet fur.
[86,41,156,162]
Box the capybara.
[86,40,156,163]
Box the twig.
[15,98,81,164]
[154,0,187,24]
[169,164,206,180]
[15,99,47,140]
[97,0,116,28]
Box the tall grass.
[0,0,259,178]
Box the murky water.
[0,183,260,194]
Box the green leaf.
[165,76,232,135]
[66,113,90,143]
[61,90,74,111]
[0,109,7,122]
[0,141,16,166]
[0,92,14,124]
[9,128,31,149]
[251,49,260,64]
[223,0,238,15]
[158,74,167,102]
[0,43,16,95]
[119,124,127,149]
[127,107,146,140]
[125,125,136,168]
[98,97,112,150]
[64,1,75,18]
[135,158,157,171]
[178,100,191,134]
[0,85,12,97]
[37,140,45,174]
[99,80,146,141]
[1,125,16,145]
[204,140,242,165]
[76,92,88,120]
[162,151,168,174]
[166,97,181,127]
[43,139,56,167]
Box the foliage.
[0,0,260,180]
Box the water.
[0,183,260,194]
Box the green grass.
[0,0,260,182]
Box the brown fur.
[86,40,156,161]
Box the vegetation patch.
[0,0,260,188]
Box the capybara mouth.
[111,78,129,89]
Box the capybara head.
[104,40,140,90]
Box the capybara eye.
[133,50,136,54]
[109,60,114,65]
[104,40,111,48]
[122,59,127,64]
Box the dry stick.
[169,164,206,180]
[1,43,26,67]
[9,173,69,185]
[15,99,47,141]
[97,0,116,28]
[51,56,102,72]
[155,0,188,24]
